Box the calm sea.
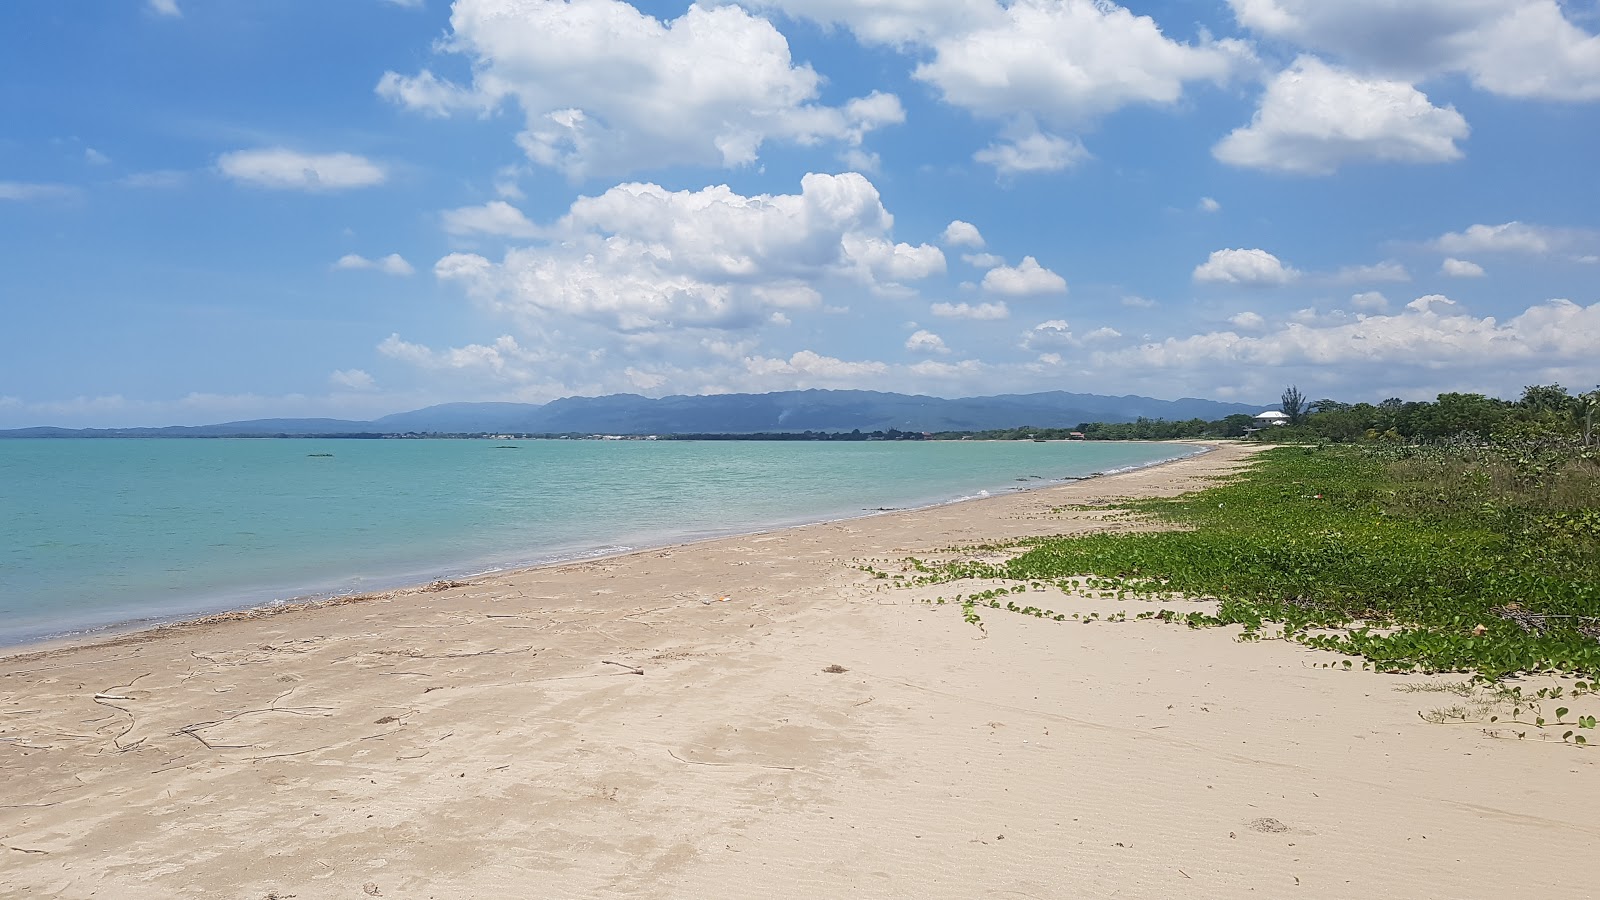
[0,438,1196,645]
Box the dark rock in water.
[307,453,334,458]
[494,445,519,449]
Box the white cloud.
[1120,295,1158,308]
[941,220,985,248]
[379,333,551,382]
[1021,319,1077,351]
[981,256,1067,296]
[974,130,1089,175]
[1097,297,1600,383]
[1350,291,1389,311]
[84,148,110,166]
[931,301,1009,320]
[442,201,540,238]
[335,253,415,276]
[1214,57,1469,175]
[382,0,425,7]
[148,0,181,17]
[0,181,79,202]
[1333,260,1410,283]
[905,329,951,354]
[1199,196,1221,213]
[744,350,889,381]
[910,0,1251,127]
[329,369,377,391]
[380,0,902,178]
[1193,248,1299,285]
[962,252,1004,269]
[1433,221,1558,255]
[1229,311,1267,329]
[1441,257,1486,278]
[435,173,942,333]
[1227,0,1600,101]
[218,148,386,191]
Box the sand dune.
[3,442,1596,899]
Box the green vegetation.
[905,441,1600,680]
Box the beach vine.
[887,442,1600,682]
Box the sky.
[2,0,1598,428]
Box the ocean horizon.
[0,438,1198,646]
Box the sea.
[0,438,1199,646]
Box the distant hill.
[1,389,1262,437]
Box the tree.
[1280,385,1308,426]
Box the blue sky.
[2,0,1597,427]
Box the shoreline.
[1,440,1213,659]
[7,439,1592,899]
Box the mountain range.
[0,389,1263,437]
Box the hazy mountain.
[1,390,1262,437]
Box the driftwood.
[601,660,644,675]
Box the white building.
[1253,411,1291,427]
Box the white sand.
[3,441,1596,899]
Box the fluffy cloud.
[1021,319,1076,350]
[328,369,377,391]
[148,0,180,16]
[1227,0,1600,101]
[931,301,1009,320]
[1229,311,1266,329]
[1214,57,1469,175]
[1432,221,1557,255]
[435,172,943,333]
[905,329,951,354]
[1350,291,1389,311]
[442,201,540,238]
[1193,248,1299,285]
[1098,297,1600,381]
[941,220,985,248]
[1441,258,1486,278]
[1199,196,1221,213]
[744,350,889,381]
[335,253,415,276]
[380,0,902,178]
[908,0,1250,126]
[981,256,1067,296]
[217,149,386,191]
[974,130,1089,175]
[379,333,551,382]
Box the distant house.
[1068,432,1086,440]
[1253,411,1291,427]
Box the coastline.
[4,439,1595,899]
[0,439,1212,656]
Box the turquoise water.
[0,438,1195,645]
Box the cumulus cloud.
[218,148,386,191]
[1227,0,1600,101]
[1441,258,1486,278]
[1229,311,1266,329]
[329,369,377,391]
[148,0,180,17]
[1199,196,1221,212]
[442,201,540,238]
[380,333,551,382]
[974,130,1089,175]
[1021,319,1077,351]
[908,0,1251,126]
[335,253,415,276]
[1193,248,1299,285]
[941,220,985,248]
[434,172,943,333]
[1096,297,1600,385]
[905,329,951,354]
[744,350,889,381]
[1350,291,1389,311]
[931,301,1009,320]
[981,256,1067,296]
[1214,57,1469,175]
[380,0,902,178]
[1433,221,1559,255]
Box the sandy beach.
[3,441,1596,899]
